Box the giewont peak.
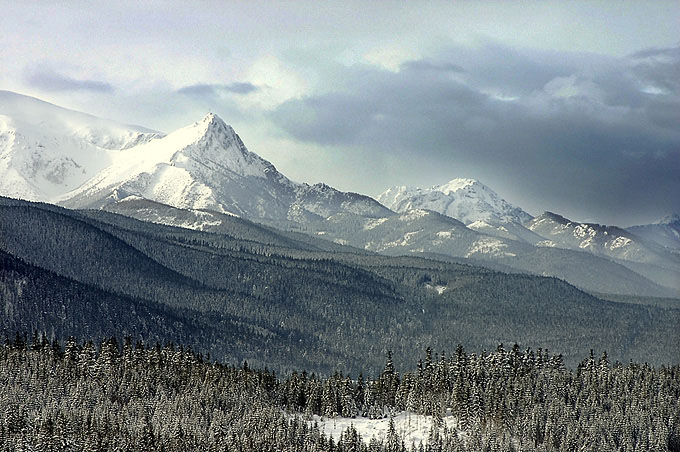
[201,112,221,124]
[196,112,237,138]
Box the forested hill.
[1,336,678,451]
[1,196,679,373]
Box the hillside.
[1,197,678,373]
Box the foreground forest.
[1,334,679,451]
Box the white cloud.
[242,55,309,110]
[363,46,419,72]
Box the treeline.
[280,345,680,450]
[1,334,679,451]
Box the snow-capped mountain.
[0,92,388,222]
[88,193,675,297]
[61,112,391,221]
[379,178,532,224]
[378,179,541,243]
[61,112,295,215]
[1,91,677,297]
[627,214,680,251]
[0,90,161,202]
[299,208,674,296]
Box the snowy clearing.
[310,412,460,446]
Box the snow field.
[310,411,460,446]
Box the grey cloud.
[400,59,464,73]
[270,44,680,225]
[178,82,259,97]
[24,66,113,92]
[630,47,680,94]
[630,46,680,60]
[436,42,595,96]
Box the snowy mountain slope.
[299,208,674,296]
[61,112,391,222]
[466,219,544,244]
[97,196,359,253]
[627,214,680,251]
[379,178,533,224]
[527,212,680,290]
[292,182,392,219]
[378,179,541,244]
[528,212,679,264]
[61,113,293,215]
[56,110,391,222]
[0,90,161,201]
[0,92,389,223]
[81,192,672,296]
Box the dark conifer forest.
[1,198,678,374]
[1,335,679,451]
[1,197,679,450]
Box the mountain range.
[1,89,679,300]
[2,195,678,373]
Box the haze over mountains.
[1,90,679,298]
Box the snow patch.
[465,237,516,258]
[399,209,429,221]
[364,217,389,230]
[425,283,448,295]
[609,236,632,250]
[311,412,460,446]
[383,230,423,249]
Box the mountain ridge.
[378,178,533,225]
[377,178,542,245]
[0,90,161,202]
[1,91,678,297]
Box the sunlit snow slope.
[0,90,160,202]
[62,112,391,220]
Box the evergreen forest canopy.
[0,196,678,375]
[1,334,678,451]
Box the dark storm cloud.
[24,66,113,92]
[178,82,259,97]
[270,44,680,224]
[437,42,596,96]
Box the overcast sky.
[1,1,678,225]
